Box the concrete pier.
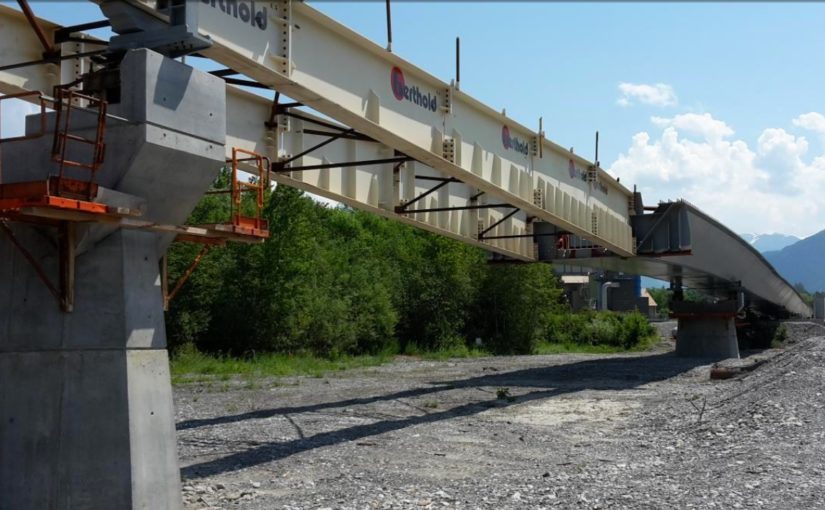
[0,50,225,509]
[672,301,740,360]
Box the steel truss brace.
[208,68,271,90]
[481,231,570,241]
[395,178,515,216]
[268,101,528,232]
[274,155,413,174]
[396,203,513,215]
[477,207,520,240]
[54,19,111,45]
[278,109,373,141]
[270,105,414,173]
[0,49,108,73]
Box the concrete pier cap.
[0,50,226,509]
[671,300,740,360]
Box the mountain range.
[740,233,800,253]
[762,230,825,292]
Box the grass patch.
[534,341,629,355]
[171,345,394,384]
[534,335,658,355]
[405,343,489,360]
[171,312,661,385]
[536,342,644,354]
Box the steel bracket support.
[0,220,75,312]
[161,244,210,311]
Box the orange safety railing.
[0,91,47,144]
[51,87,107,200]
[228,147,269,233]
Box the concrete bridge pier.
[672,301,740,360]
[0,50,225,509]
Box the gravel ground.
[176,321,825,509]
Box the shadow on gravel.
[177,386,452,431]
[180,352,703,480]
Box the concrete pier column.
[0,50,225,509]
[672,301,740,360]
[0,228,181,509]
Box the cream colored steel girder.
[0,6,95,96]
[0,2,629,259]
[192,0,636,257]
[0,5,535,261]
[227,86,535,261]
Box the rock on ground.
[175,322,825,509]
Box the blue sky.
[7,1,825,237]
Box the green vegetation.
[166,174,660,377]
[400,343,488,360]
[646,287,673,317]
[646,287,712,318]
[771,324,788,348]
[546,310,656,350]
[495,387,514,402]
[793,282,824,308]
[170,343,393,384]
[535,340,646,355]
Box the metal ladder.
[51,87,107,200]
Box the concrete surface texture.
[0,50,225,510]
[675,316,740,360]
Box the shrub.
[471,264,565,355]
[619,311,656,349]
[771,324,788,348]
[545,310,655,350]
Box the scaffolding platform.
[0,178,267,244]
[0,178,138,221]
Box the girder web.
[269,106,530,237]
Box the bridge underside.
[538,200,810,318]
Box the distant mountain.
[764,230,825,292]
[740,233,801,253]
[643,232,806,291]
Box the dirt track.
[175,321,825,509]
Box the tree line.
[165,177,654,358]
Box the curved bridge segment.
[539,200,811,318]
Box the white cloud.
[609,112,825,237]
[793,112,825,139]
[617,82,678,108]
[651,113,734,142]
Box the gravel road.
[176,321,825,509]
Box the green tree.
[472,263,565,354]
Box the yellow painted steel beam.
[0,5,96,96]
[226,86,536,261]
[192,0,635,256]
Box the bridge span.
[0,2,811,508]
